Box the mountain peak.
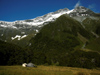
[74,6,90,13]
[69,6,95,18]
[76,6,94,14]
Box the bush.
[75,72,90,75]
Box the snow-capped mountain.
[0,8,73,28]
[0,6,96,29]
[0,6,99,47]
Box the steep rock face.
[71,6,94,16]
[69,6,98,22]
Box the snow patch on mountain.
[11,35,27,40]
[1,34,3,36]
[21,35,27,39]
[21,32,25,34]
[11,35,21,40]
[36,30,39,33]
[1,25,7,28]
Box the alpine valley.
[0,6,100,69]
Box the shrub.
[75,72,90,75]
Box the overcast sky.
[0,0,100,21]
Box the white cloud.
[74,1,81,8]
[88,4,97,12]
[88,4,95,9]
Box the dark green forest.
[0,39,100,69]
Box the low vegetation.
[0,66,100,75]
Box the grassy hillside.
[29,15,93,51]
[0,66,100,75]
[86,37,100,52]
[10,33,36,47]
[0,25,40,47]
[82,18,100,52]
[28,15,100,68]
[82,18,100,36]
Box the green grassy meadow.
[0,65,100,75]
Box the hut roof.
[27,63,34,67]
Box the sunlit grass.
[0,65,100,75]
